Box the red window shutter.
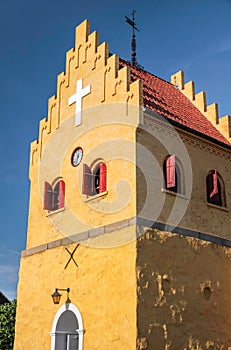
[82,164,93,195]
[58,180,65,208]
[44,182,53,210]
[210,170,218,198]
[166,155,175,188]
[99,162,107,193]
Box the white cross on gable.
[68,78,91,126]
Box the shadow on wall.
[136,229,231,350]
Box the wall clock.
[71,147,83,167]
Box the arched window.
[44,180,65,211]
[163,155,182,194]
[82,162,107,196]
[50,303,84,350]
[206,170,225,207]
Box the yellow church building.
[14,20,231,349]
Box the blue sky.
[1,0,231,300]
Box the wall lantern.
[51,288,71,305]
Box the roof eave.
[143,108,231,151]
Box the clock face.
[71,147,83,167]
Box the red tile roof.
[120,59,230,147]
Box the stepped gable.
[120,59,230,147]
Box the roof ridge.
[119,58,174,86]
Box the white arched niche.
[50,303,84,350]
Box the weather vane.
[125,10,141,68]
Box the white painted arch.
[50,303,84,350]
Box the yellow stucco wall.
[136,229,231,349]
[14,235,137,350]
[136,116,231,239]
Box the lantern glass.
[52,289,62,304]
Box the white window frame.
[50,303,84,350]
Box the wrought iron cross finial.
[125,10,140,67]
